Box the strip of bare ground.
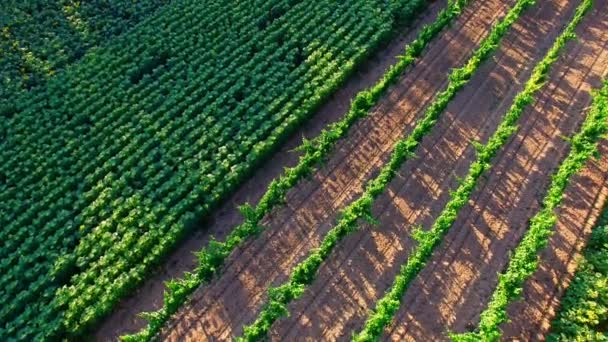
[386,1,608,340]
[91,1,447,340]
[267,0,578,340]
[157,0,514,340]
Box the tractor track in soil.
[158,0,517,339]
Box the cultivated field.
[1,0,607,341]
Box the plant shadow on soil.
[502,15,608,336]
[262,0,539,339]
[94,0,608,340]
[265,1,512,338]
[148,0,491,339]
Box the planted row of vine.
[454,62,606,340]
[0,0,409,340]
[120,0,470,340]
[237,0,540,338]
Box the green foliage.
[450,2,599,340]
[352,0,576,338]
[0,0,171,103]
[355,1,597,341]
[466,76,608,340]
[548,208,608,341]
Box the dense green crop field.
[0,0,419,339]
[3,0,606,341]
[0,0,170,111]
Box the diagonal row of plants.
[355,0,592,340]
[452,22,605,339]
[122,0,464,340]
[238,0,539,339]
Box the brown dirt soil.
[93,1,448,340]
[158,0,517,340]
[270,0,588,340]
[385,2,608,341]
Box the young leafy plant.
[121,0,459,340]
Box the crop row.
[454,53,606,340]
[548,180,608,341]
[237,0,541,339]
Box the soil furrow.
[159,0,513,340]
[268,0,575,339]
[386,2,608,340]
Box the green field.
[2,0,607,341]
[0,0,418,339]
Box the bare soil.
[501,15,608,339]
[158,0,516,340]
[157,0,527,340]
[271,0,595,340]
[501,140,608,340]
